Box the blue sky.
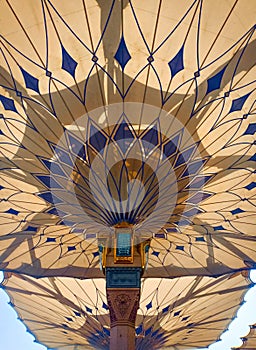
[0,270,255,350]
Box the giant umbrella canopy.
[0,0,256,349]
[1,271,253,349]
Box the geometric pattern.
[1,271,252,350]
[0,2,255,349]
[0,0,255,279]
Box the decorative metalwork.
[106,267,142,288]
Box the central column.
[100,225,150,349]
[107,285,140,350]
[106,267,141,350]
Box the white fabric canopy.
[1,271,252,349]
[0,2,256,349]
[0,0,255,278]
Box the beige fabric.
[0,0,255,278]
[234,324,256,350]
[1,271,252,349]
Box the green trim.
[106,267,142,288]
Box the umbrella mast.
[107,277,141,350]
[100,225,149,349]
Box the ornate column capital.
[107,288,140,327]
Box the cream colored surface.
[1,271,252,349]
[0,1,255,278]
[234,324,256,349]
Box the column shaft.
[107,288,140,350]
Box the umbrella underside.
[0,1,255,349]
[2,271,252,350]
